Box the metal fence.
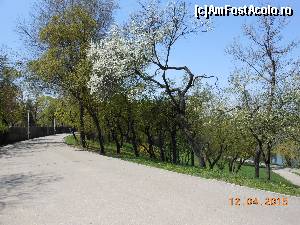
[0,127,70,146]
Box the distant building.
[272,154,284,166]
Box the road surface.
[273,168,300,187]
[0,134,300,225]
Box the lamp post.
[53,117,56,135]
[27,110,30,140]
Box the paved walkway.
[273,168,300,186]
[0,134,300,225]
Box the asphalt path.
[273,168,300,187]
[0,134,299,225]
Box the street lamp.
[53,117,56,135]
[27,110,30,140]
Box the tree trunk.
[208,144,225,170]
[158,129,165,162]
[79,101,86,148]
[208,160,213,169]
[228,154,238,173]
[199,156,206,168]
[131,126,139,157]
[71,127,77,142]
[145,126,156,159]
[130,118,139,156]
[127,102,139,157]
[228,161,233,173]
[170,125,177,164]
[111,128,120,154]
[115,134,121,154]
[89,111,105,155]
[191,150,194,166]
[117,120,124,148]
[265,147,271,180]
[235,158,245,173]
[285,156,292,167]
[145,127,156,159]
[266,163,271,180]
[96,123,105,155]
[107,132,112,143]
[254,145,261,178]
[125,122,131,142]
[177,114,206,168]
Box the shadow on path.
[0,137,64,159]
[0,172,63,212]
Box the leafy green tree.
[103,94,128,154]
[227,17,299,179]
[0,53,23,131]
[28,3,114,153]
[274,140,300,167]
[35,96,59,127]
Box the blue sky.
[0,0,299,87]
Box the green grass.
[64,135,78,146]
[64,135,300,196]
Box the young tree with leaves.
[26,1,116,153]
[227,16,299,179]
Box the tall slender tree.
[227,16,299,179]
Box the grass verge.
[64,135,300,196]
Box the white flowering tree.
[88,0,211,167]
